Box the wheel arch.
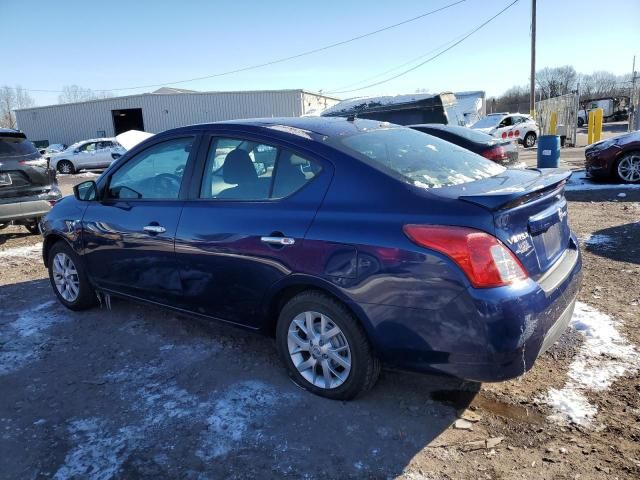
[262,276,378,351]
[43,233,75,266]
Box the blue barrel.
[537,135,561,168]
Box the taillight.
[403,225,528,288]
[481,146,508,162]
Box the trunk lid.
[435,168,572,277]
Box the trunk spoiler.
[456,169,572,211]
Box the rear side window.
[200,137,321,200]
[0,136,38,158]
[335,127,504,189]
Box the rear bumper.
[0,189,62,223]
[359,240,582,382]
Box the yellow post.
[587,110,595,144]
[594,108,604,143]
[550,111,557,135]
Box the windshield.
[472,116,502,129]
[335,127,504,189]
[0,136,39,159]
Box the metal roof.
[15,89,341,112]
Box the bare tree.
[535,66,578,99]
[58,85,113,104]
[579,71,630,100]
[0,86,35,129]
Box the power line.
[325,0,521,95]
[326,30,475,92]
[11,0,467,94]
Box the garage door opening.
[112,108,144,135]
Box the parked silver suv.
[49,138,125,174]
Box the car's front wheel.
[615,151,640,184]
[276,291,380,400]
[47,241,97,310]
[25,219,41,235]
[56,160,75,174]
[523,132,537,148]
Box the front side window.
[200,137,320,200]
[79,142,96,153]
[108,137,193,200]
[334,127,504,189]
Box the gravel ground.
[0,171,639,479]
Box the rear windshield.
[471,116,502,129]
[335,127,504,189]
[0,137,39,159]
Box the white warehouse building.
[14,89,340,147]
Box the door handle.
[143,224,166,234]
[260,236,295,246]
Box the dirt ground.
[1,170,639,479]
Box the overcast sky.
[3,0,639,105]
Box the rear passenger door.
[174,134,332,327]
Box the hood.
[115,130,154,151]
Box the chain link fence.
[535,93,579,146]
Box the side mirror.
[73,180,97,201]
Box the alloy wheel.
[52,252,80,302]
[525,134,536,148]
[287,311,352,389]
[58,161,72,174]
[617,154,640,183]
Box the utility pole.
[529,0,536,117]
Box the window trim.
[101,134,199,203]
[193,134,324,203]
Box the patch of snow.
[0,242,42,260]
[57,171,101,178]
[197,381,296,460]
[565,170,640,191]
[544,302,638,426]
[53,418,139,480]
[0,300,70,376]
[582,233,613,248]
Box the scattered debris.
[460,410,482,423]
[453,419,474,431]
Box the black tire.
[56,160,75,174]
[577,117,584,128]
[523,132,537,148]
[47,240,97,310]
[24,218,42,235]
[276,290,381,400]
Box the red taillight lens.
[403,225,528,288]
[481,146,508,161]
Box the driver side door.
[82,135,199,305]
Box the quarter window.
[200,137,320,200]
[108,137,193,200]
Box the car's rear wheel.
[276,291,380,400]
[615,152,640,183]
[523,132,537,148]
[47,241,97,310]
[57,160,74,174]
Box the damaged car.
[41,117,582,399]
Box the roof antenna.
[346,113,357,122]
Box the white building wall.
[15,90,335,146]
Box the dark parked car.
[42,117,582,399]
[585,130,640,183]
[409,123,519,166]
[0,128,62,233]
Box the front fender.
[41,197,88,265]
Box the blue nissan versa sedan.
[42,117,582,400]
